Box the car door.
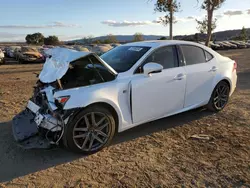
[179,45,216,107]
[131,46,186,124]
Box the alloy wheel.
[73,112,110,151]
[213,84,230,110]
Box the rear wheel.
[64,105,116,154]
[207,81,230,112]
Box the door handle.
[174,73,186,80]
[209,66,218,72]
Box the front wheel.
[64,105,116,154]
[206,81,230,112]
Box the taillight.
[55,96,70,108]
[233,61,237,72]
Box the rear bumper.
[12,110,51,149]
[230,72,237,96]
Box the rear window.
[180,45,206,65]
[101,46,151,73]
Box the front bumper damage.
[12,86,64,149]
[12,110,51,149]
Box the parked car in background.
[0,49,4,64]
[230,41,247,49]
[222,41,237,49]
[215,41,231,50]
[73,45,90,52]
[13,40,237,154]
[18,46,44,63]
[6,46,20,58]
[244,41,250,48]
[13,47,22,60]
[209,42,221,50]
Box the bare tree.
[154,0,180,40]
[201,0,225,46]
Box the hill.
[68,28,249,44]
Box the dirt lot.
[0,49,249,187]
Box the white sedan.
[12,40,237,153]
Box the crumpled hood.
[39,47,117,83]
[39,47,92,83]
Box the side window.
[204,50,213,61]
[144,46,178,69]
[180,45,206,65]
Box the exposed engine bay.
[12,48,116,149]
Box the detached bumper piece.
[12,110,51,149]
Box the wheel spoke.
[84,115,90,128]
[97,123,108,131]
[81,133,90,149]
[221,98,227,102]
[223,87,229,95]
[96,117,106,126]
[91,112,96,126]
[219,100,223,108]
[220,86,226,95]
[74,133,88,138]
[214,96,219,102]
[96,129,108,137]
[88,134,94,151]
[216,88,220,96]
[74,128,88,132]
[93,134,104,144]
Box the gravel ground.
[0,49,249,187]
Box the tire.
[64,105,116,154]
[206,81,230,112]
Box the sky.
[0,0,249,41]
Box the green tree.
[196,16,217,34]
[44,35,60,45]
[133,33,144,42]
[154,0,181,40]
[239,27,247,41]
[200,0,226,46]
[158,36,167,40]
[25,33,44,45]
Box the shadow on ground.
[0,107,213,182]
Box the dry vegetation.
[0,49,249,187]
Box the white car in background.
[0,49,4,64]
[13,40,237,154]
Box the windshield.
[100,46,151,73]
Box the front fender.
[53,83,129,132]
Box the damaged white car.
[12,41,237,154]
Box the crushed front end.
[12,80,67,149]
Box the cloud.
[215,15,223,19]
[175,16,196,22]
[101,20,155,27]
[224,10,244,16]
[58,34,87,41]
[102,16,197,27]
[0,22,82,29]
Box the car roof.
[122,40,205,48]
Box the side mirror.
[143,62,163,76]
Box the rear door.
[131,46,186,124]
[179,45,216,107]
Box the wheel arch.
[66,101,121,133]
[85,102,119,133]
[212,75,232,95]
